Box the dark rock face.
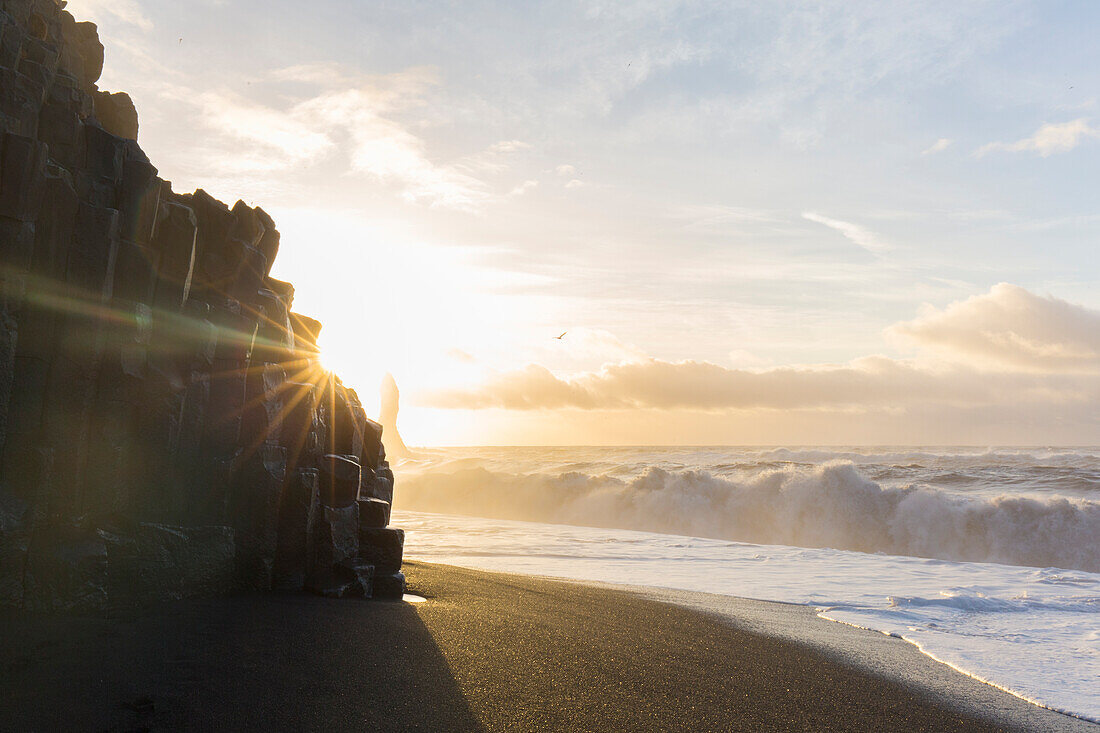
[372,571,406,600]
[358,497,390,528]
[99,523,235,609]
[0,0,403,611]
[359,527,404,575]
[23,524,107,613]
[91,90,135,139]
[319,453,361,508]
[306,503,360,597]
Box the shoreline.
[1,560,1095,731]
[568,578,1098,731]
[395,506,1099,721]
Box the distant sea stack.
[0,0,404,611]
[379,372,409,457]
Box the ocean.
[390,446,1100,723]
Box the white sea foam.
[395,453,1100,572]
[391,447,1100,722]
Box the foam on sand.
[396,510,1100,724]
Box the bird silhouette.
[554,331,567,340]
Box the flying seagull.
[554,331,567,340]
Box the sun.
[267,207,527,429]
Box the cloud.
[890,283,1100,373]
[802,212,888,254]
[922,138,953,155]
[672,204,781,235]
[447,348,477,364]
[419,284,1100,416]
[509,180,539,196]
[420,356,1090,412]
[312,95,490,209]
[609,2,1025,149]
[555,164,577,176]
[159,65,494,210]
[489,140,531,153]
[458,139,532,176]
[976,119,1100,157]
[271,63,350,85]
[565,179,586,189]
[68,0,153,30]
[676,204,777,224]
[191,90,335,165]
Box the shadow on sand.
[0,592,483,731]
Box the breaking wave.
[395,460,1100,572]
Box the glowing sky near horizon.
[70,0,1100,445]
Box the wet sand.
[1,560,1093,731]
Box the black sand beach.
[1,561,1093,732]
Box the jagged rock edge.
[0,0,404,611]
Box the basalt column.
[0,0,405,611]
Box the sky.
[70,0,1100,445]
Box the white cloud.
[68,0,153,30]
[565,179,586,189]
[420,284,1100,419]
[922,138,953,155]
[458,139,533,176]
[420,355,1091,412]
[609,2,1026,149]
[271,63,349,85]
[191,90,335,164]
[509,180,539,196]
[158,65,494,210]
[489,140,531,153]
[672,204,779,234]
[555,164,577,176]
[298,87,490,210]
[447,348,477,364]
[976,119,1100,158]
[802,212,888,254]
[890,283,1100,373]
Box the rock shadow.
[0,593,484,731]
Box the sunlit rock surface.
[0,0,403,611]
[379,371,409,458]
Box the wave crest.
[396,461,1100,572]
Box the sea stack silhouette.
[0,0,405,611]
[379,373,409,457]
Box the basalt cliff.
[0,0,404,612]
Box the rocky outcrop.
[0,0,404,611]
[379,371,409,458]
